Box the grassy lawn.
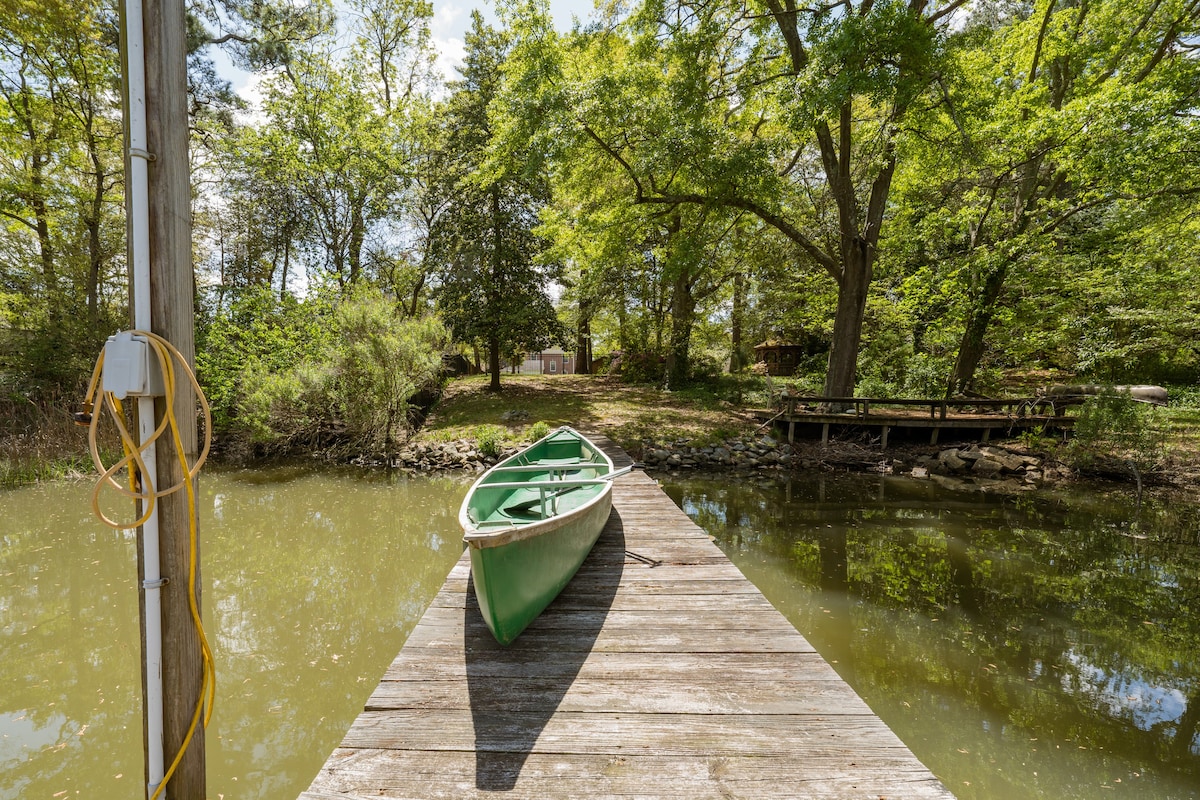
[420,373,758,455]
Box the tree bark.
[729,271,746,372]
[24,126,56,302]
[489,183,503,391]
[822,244,871,402]
[668,262,696,388]
[488,333,502,390]
[85,132,108,326]
[348,202,365,284]
[575,305,591,374]
[948,259,1009,395]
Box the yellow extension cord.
[82,331,215,799]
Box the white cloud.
[433,35,468,84]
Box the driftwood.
[1043,384,1168,406]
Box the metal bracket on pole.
[142,577,169,590]
[129,148,156,161]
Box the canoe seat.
[524,457,590,467]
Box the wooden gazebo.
[753,340,806,376]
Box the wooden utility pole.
[140,0,205,795]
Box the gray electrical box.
[102,331,165,399]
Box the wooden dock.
[300,439,955,799]
[757,394,1075,448]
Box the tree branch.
[635,191,839,276]
[927,0,971,24]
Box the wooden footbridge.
[756,394,1077,448]
[300,437,954,799]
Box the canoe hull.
[468,490,612,645]
[459,426,615,645]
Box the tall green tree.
[431,13,562,391]
[0,0,125,396]
[209,0,433,295]
[504,0,955,399]
[901,0,1200,393]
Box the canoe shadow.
[465,507,626,791]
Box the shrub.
[618,351,666,385]
[208,286,449,455]
[1068,390,1166,472]
[473,424,506,458]
[527,420,552,442]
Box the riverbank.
[6,372,1198,496]
[410,374,1200,497]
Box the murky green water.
[661,473,1200,800]
[1,466,467,799]
[8,466,1200,799]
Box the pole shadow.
[464,508,626,791]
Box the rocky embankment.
[384,434,1070,492]
[640,435,1071,491]
[385,439,517,472]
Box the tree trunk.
[616,281,629,352]
[488,334,501,391]
[15,84,57,304]
[667,263,695,388]
[575,313,591,374]
[85,135,107,326]
[729,271,746,372]
[576,281,591,374]
[31,162,55,304]
[822,244,871,402]
[488,183,503,392]
[947,258,1010,396]
[280,236,291,301]
[348,202,365,284]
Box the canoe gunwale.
[462,485,613,548]
[459,426,615,551]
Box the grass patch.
[421,373,755,455]
[1,401,130,489]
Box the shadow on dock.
[464,509,626,791]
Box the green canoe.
[460,426,617,645]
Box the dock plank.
[300,435,954,799]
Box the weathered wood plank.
[300,434,954,799]
[400,623,815,654]
[340,709,915,756]
[365,676,870,715]
[381,650,835,682]
[445,561,751,582]
[301,750,954,800]
[436,575,763,599]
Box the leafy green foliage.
[429,13,563,389]
[331,286,448,450]
[526,420,551,442]
[472,424,506,458]
[1068,391,1167,472]
[5,0,1200,470]
[199,287,447,454]
[0,0,127,400]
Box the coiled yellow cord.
[82,331,216,798]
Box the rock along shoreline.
[380,434,1074,494]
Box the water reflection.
[1,466,467,799]
[661,473,1200,800]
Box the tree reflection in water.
[663,473,1200,800]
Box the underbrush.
[0,401,113,487]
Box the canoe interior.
[466,429,612,527]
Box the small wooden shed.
[754,340,806,376]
